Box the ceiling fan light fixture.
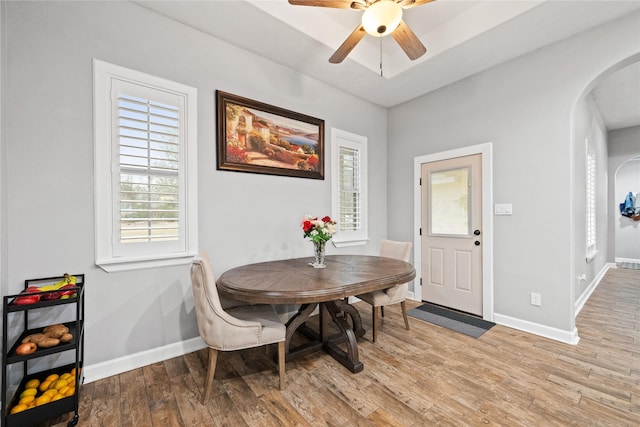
[362,0,403,37]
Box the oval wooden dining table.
[217,255,416,373]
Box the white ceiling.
[135,0,640,130]
[591,61,640,130]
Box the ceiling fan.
[288,0,435,64]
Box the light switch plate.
[495,203,513,215]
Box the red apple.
[15,342,37,355]
[14,296,39,305]
[59,284,77,298]
[14,287,42,305]
[40,291,61,301]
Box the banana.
[37,273,77,291]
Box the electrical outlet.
[531,292,542,306]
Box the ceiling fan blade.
[288,0,363,9]
[398,0,437,9]
[329,25,366,63]
[392,20,427,60]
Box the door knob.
[474,241,481,246]
[474,230,481,236]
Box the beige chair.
[190,253,286,402]
[357,240,412,342]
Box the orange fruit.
[45,374,59,382]
[64,387,75,397]
[10,404,28,414]
[58,385,70,395]
[18,395,35,405]
[20,387,37,398]
[53,379,68,390]
[38,380,51,392]
[51,393,65,401]
[34,395,51,406]
[60,373,71,381]
[43,389,58,398]
[25,379,40,389]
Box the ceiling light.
[362,0,403,37]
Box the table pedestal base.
[284,299,365,373]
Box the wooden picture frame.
[216,90,325,179]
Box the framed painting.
[216,90,325,179]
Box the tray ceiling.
[135,0,640,129]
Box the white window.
[331,128,368,247]
[94,59,197,272]
[586,138,597,260]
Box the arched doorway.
[571,55,640,322]
[613,156,640,263]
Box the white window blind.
[117,92,181,243]
[331,128,368,247]
[339,146,361,232]
[586,143,596,254]
[94,59,197,272]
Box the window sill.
[96,253,196,272]
[586,250,598,263]
[332,238,369,248]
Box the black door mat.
[407,303,495,338]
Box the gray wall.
[572,94,608,301]
[1,1,387,369]
[2,0,639,378]
[0,2,5,310]
[609,126,640,261]
[387,12,640,334]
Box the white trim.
[585,250,599,263]
[331,128,368,246]
[575,262,613,315]
[97,254,196,273]
[493,313,580,345]
[80,307,581,387]
[83,337,206,384]
[412,143,494,321]
[332,238,370,248]
[585,137,597,256]
[93,59,198,272]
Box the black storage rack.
[1,274,85,427]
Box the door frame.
[413,142,494,321]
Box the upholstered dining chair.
[356,240,412,342]
[190,253,286,402]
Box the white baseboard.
[409,289,583,344]
[83,286,587,384]
[409,293,579,345]
[575,262,613,315]
[493,313,580,345]
[83,336,206,384]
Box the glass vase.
[311,240,326,268]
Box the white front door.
[421,154,483,315]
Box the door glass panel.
[429,167,470,236]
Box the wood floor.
[37,267,639,426]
